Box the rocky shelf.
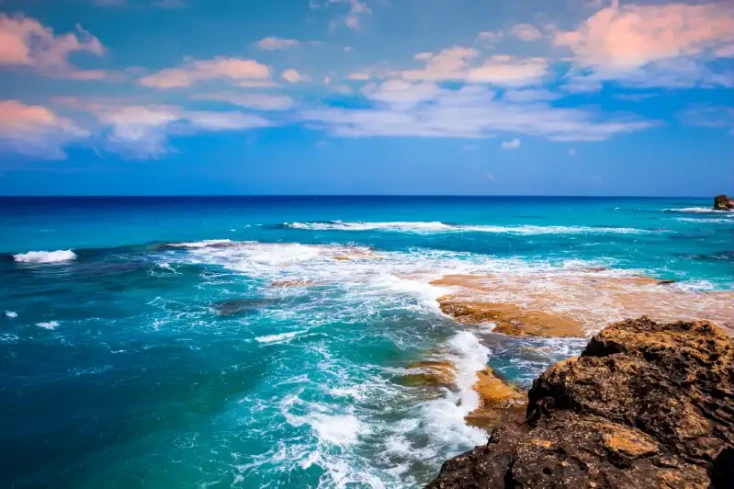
[425,317,734,489]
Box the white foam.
[284,221,650,235]
[168,239,233,248]
[5,311,18,318]
[675,217,734,224]
[417,331,491,447]
[36,321,59,330]
[13,250,76,263]
[665,207,733,215]
[255,330,307,344]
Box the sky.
[0,0,732,196]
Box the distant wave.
[282,221,651,235]
[167,239,234,249]
[664,207,734,215]
[36,321,59,330]
[13,250,77,263]
[675,217,734,224]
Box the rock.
[466,368,526,429]
[713,194,734,210]
[437,296,585,338]
[398,361,457,387]
[425,318,734,489]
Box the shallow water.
[1,196,732,489]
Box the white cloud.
[191,92,295,111]
[0,14,114,81]
[501,137,521,150]
[466,55,548,85]
[678,104,734,129]
[255,37,300,51]
[281,68,310,83]
[0,100,89,159]
[510,24,543,42]
[347,72,371,80]
[300,81,655,141]
[92,104,273,158]
[477,31,503,42]
[139,57,272,89]
[503,89,560,102]
[401,47,548,86]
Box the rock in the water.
[713,194,734,210]
[425,317,734,489]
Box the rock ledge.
[426,317,734,489]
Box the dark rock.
[213,297,279,316]
[425,317,734,489]
[713,194,734,210]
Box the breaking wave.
[13,250,77,263]
[282,221,651,235]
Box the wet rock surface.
[713,194,734,210]
[426,318,734,489]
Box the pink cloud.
[0,14,112,80]
[255,37,300,51]
[139,57,272,89]
[555,2,734,72]
[510,24,543,42]
[0,100,88,159]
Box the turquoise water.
[1,197,732,489]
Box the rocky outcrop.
[713,194,734,210]
[426,318,734,489]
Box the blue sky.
[0,0,732,196]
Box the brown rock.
[438,296,585,338]
[466,368,527,430]
[398,361,457,387]
[713,194,734,210]
[425,318,734,489]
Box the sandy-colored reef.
[431,273,734,335]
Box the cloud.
[502,89,560,102]
[466,55,548,85]
[554,1,734,87]
[191,92,295,111]
[93,0,187,8]
[402,46,479,81]
[401,47,548,86]
[0,100,89,159]
[139,57,272,89]
[677,104,734,129]
[501,137,521,150]
[477,31,503,42]
[569,147,577,157]
[300,80,655,141]
[0,14,114,81]
[347,72,371,80]
[281,69,310,83]
[255,37,300,51]
[90,104,273,158]
[313,0,372,30]
[510,24,543,42]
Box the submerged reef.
[426,317,734,489]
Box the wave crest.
[283,221,651,235]
[13,250,77,263]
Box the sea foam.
[13,250,77,263]
[284,221,650,235]
[36,321,59,330]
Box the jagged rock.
[425,318,734,489]
[713,194,734,210]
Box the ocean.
[1,196,732,489]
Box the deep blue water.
[1,196,732,489]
